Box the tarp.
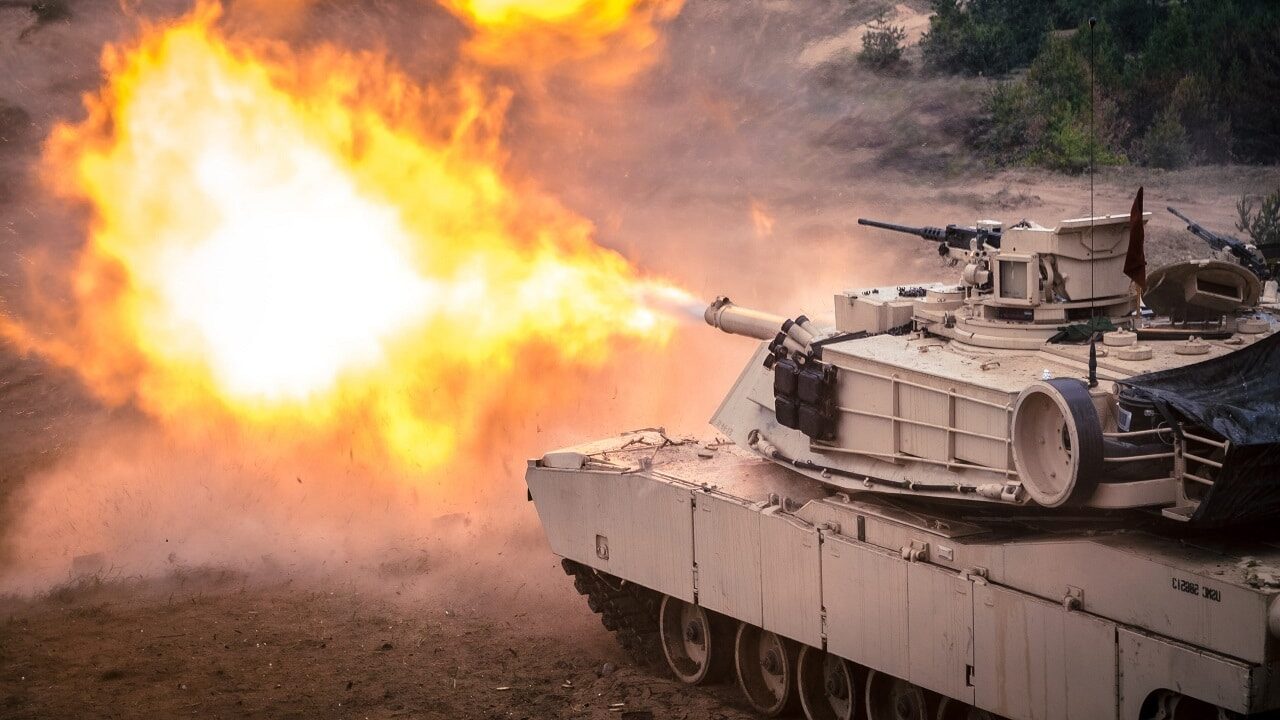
[1048,316,1117,344]
[1118,331,1280,525]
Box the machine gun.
[857,218,1001,256]
[1167,206,1271,281]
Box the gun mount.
[856,217,1003,257]
[856,213,1144,349]
[1168,206,1271,281]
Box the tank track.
[562,559,662,666]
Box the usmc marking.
[1172,576,1222,603]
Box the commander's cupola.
[856,214,1147,349]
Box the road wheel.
[936,697,1007,720]
[734,623,800,716]
[865,670,936,720]
[798,645,862,720]
[658,596,732,685]
[1145,691,1236,720]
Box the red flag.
[1124,187,1146,292]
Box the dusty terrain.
[0,563,760,720]
[2,1,1279,719]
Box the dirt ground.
[0,566,762,720]
[2,2,1280,719]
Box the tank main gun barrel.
[704,296,787,341]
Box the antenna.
[1088,334,1099,388]
[1088,16,1097,318]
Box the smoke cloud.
[0,0,741,600]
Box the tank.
[526,207,1280,720]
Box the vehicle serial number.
[1171,577,1221,602]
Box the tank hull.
[527,432,1280,719]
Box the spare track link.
[562,559,662,666]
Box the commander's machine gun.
[856,217,1003,258]
[1167,206,1272,282]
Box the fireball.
[444,0,684,85]
[5,2,691,471]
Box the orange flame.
[444,0,683,85]
[4,3,692,471]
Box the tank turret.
[706,207,1279,525]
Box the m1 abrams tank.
[526,204,1280,720]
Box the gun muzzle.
[704,296,787,341]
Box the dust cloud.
[1,0,1278,597]
[0,0,727,595]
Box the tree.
[921,0,1055,75]
[1140,107,1191,169]
[928,0,1280,171]
[860,15,908,71]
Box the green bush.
[1140,107,1191,169]
[1168,75,1230,162]
[968,82,1033,161]
[966,34,1129,172]
[1237,189,1280,251]
[1031,113,1093,173]
[1028,106,1123,174]
[1026,36,1088,115]
[860,16,908,71]
[928,0,1280,169]
[921,0,981,73]
[921,0,1055,75]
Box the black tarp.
[1118,330,1280,525]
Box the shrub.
[921,0,1056,75]
[921,0,982,74]
[967,32,1132,172]
[932,0,1280,170]
[1027,101,1125,174]
[1237,189,1280,251]
[860,15,908,71]
[968,82,1033,161]
[1030,110,1093,173]
[1140,107,1191,169]
[1026,36,1088,115]
[1169,74,1229,163]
